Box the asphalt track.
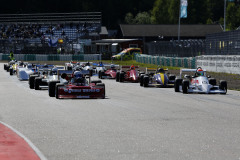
[0,63,240,160]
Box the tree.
[151,0,170,24]
[125,13,135,24]
[135,12,152,24]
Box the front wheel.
[49,81,59,97]
[174,79,182,92]
[219,80,227,94]
[182,80,189,94]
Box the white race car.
[175,67,227,94]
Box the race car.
[17,63,38,80]
[116,65,140,83]
[140,68,176,87]
[175,67,227,94]
[48,70,105,99]
[28,64,55,89]
[65,61,78,70]
[98,64,119,79]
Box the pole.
[224,0,226,31]
[178,0,181,42]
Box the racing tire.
[9,68,13,75]
[29,75,38,89]
[143,76,149,87]
[98,71,101,79]
[219,80,227,94]
[34,78,42,90]
[209,78,216,86]
[119,73,125,82]
[89,69,93,76]
[6,66,9,72]
[116,72,120,82]
[140,75,145,86]
[96,83,105,99]
[4,64,6,70]
[169,74,176,81]
[49,81,59,97]
[55,84,64,99]
[91,80,102,84]
[174,78,182,92]
[100,71,105,79]
[182,80,189,94]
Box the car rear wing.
[145,68,156,74]
[104,64,120,69]
[180,69,206,77]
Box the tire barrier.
[196,55,240,74]
[0,54,101,61]
[136,54,196,69]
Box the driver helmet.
[158,68,164,73]
[110,64,115,69]
[74,71,82,78]
[197,68,204,76]
[98,62,103,67]
[130,65,135,70]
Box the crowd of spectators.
[0,22,97,41]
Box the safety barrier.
[196,55,240,74]
[136,54,196,69]
[0,54,101,61]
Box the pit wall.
[196,55,240,74]
[0,54,100,61]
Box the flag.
[180,0,188,18]
[48,38,58,47]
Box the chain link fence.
[146,40,205,57]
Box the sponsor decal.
[64,89,100,93]
[191,79,199,84]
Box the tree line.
[0,0,240,30]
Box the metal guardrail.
[135,54,196,69]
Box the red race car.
[99,64,119,79]
[49,70,105,99]
[116,65,140,83]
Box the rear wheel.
[49,81,59,97]
[96,83,105,99]
[140,75,144,86]
[120,73,125,82]
[34,78,42,90]
[182,80,189,94]
[174,79,182,92]
[29,75,38,89]
[143,76,149,87]
[116,72,120,82]
[91,80,102,84]
[219,80,227,94]
[9,68,13,75]
[55,84,64,99]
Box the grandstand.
[0,12,102,54]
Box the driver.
[72,71,86,85]
[196,68,204,76]
[157,68,165,73]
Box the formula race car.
[175,67,227,94]
[98,64,119,79]
[48,70,105,99]
[140,68,175,87]
[116,65,140,83]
